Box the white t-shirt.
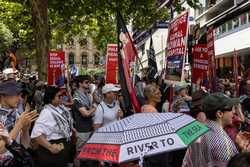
[31,105,72,141]
[93,101,121,126]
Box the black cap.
[203,92,238,113]
[0,81,22,96]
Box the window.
[67,38,74,46]
[81,54,88,66]
[218,26,223,35]
[214,28,218,38]
[221,23,226,33]
[227,20,232,31]
[232,18,239,29]
[140,44,145,56]
[240,13,247,25]
[79,38,88,48]
[68,52,75,65]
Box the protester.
[92,84,122,167]
[93,83,122,129]
[239,80,250,131]
[3,51,17,72]
[0,81,37,145]
[162,99,169,112]
[71,75,97,167]
[60,85,73,109]
[2,68,17,81]
[224,101,245,143]
[33,81,45,112]
[17,85,30,115]
[241,80,250,98]
[240,80,250,100]
[140,84,169,167]
[241,97,250,131]
[117,91,133,117]
[190,90,207,123]
[141,84,161,113]
[244,69,250,80]
[227,152,250,167]
[135,76,146,106]
[183,93,239,167]
[55,65,66,88]
[31,86,73,167]
[156,74,170,113]
[28,76,36,94]
[168,85,192,167]
[0,122,33,167]
[92,77,105,105]
[172,85,191,113]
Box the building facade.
[134,24,168,76]
[62,37,102,70]
[195,0,250,71]
[134,0,195,77]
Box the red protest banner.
[207,27,216,92]
[233,49,239,97]
[192,44,208,87]
[106,44,118,84]
[166,11,189,81]
[48,51,65,85]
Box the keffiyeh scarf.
[73,89,92,109]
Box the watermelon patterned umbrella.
[78,112,209,164]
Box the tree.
[0,22,14,69]
[31,0,48,81]
[0,0,199,80]
[0,0,33,50]
[0,22,14,54]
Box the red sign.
[166,11,189,81]
[233,49,239,97]
[192,44,208,87]
[207,27,217,92]
[78,144,120,163]
[106,44,118,84]
[48,51,65,85]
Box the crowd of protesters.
[134,72,250,167]
[0,65,250,167]
[0,68,128,167]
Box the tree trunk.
[31,0,48,81]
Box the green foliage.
[50,0,199,53]
[0,22,14,53]
[0,0,32,49]
[0,0,199,55]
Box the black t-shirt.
[72,100,93,133]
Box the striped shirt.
[182,120,238,167]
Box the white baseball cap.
[102,84,121,94]
[3,68,18,74]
